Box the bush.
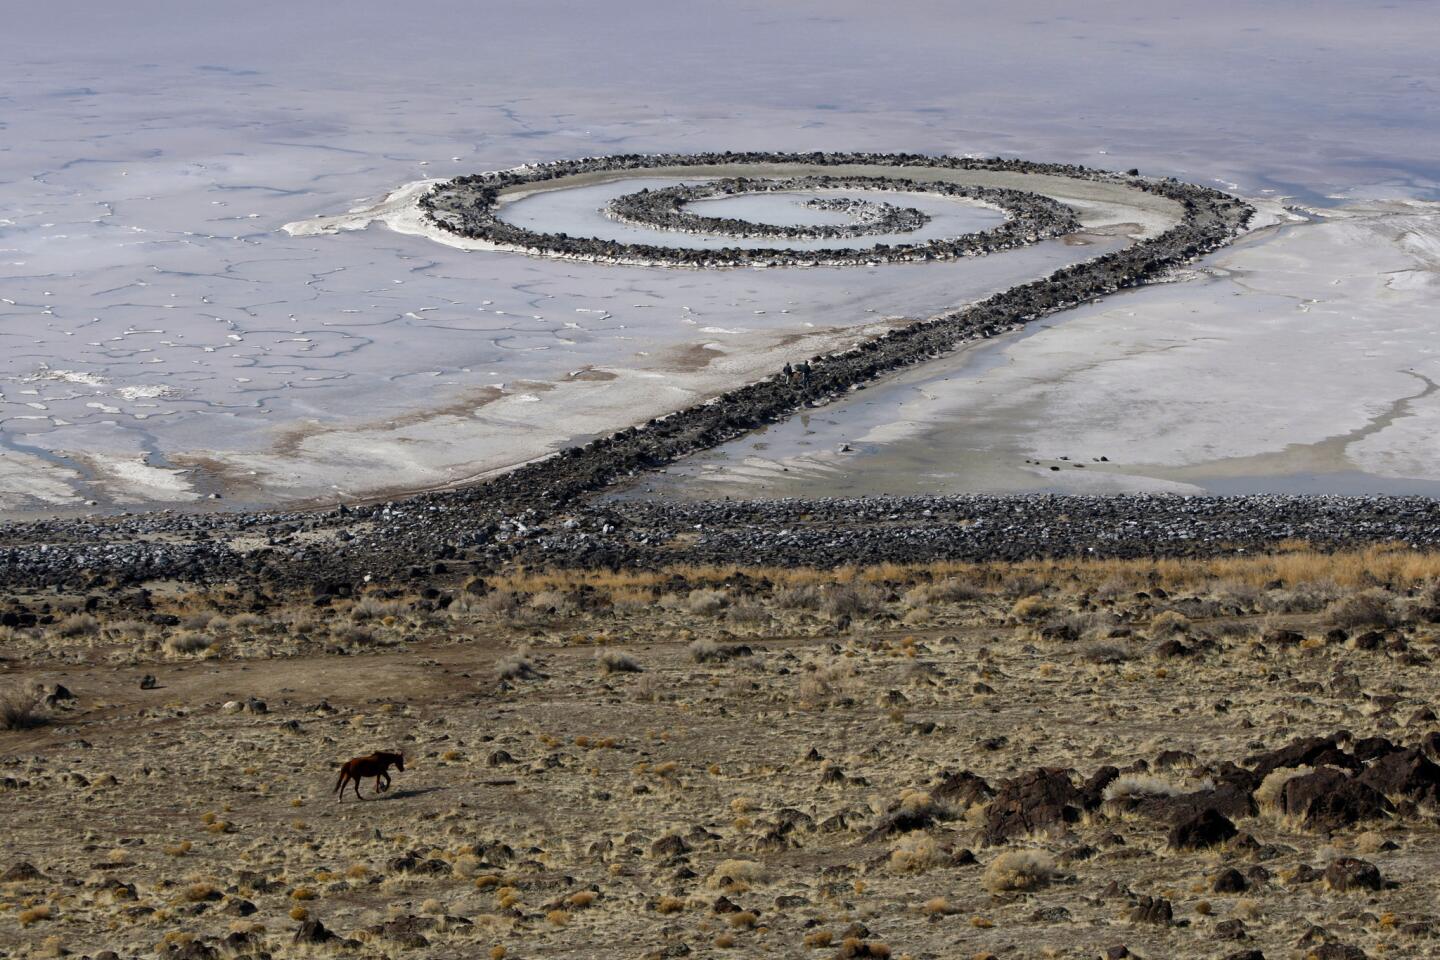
[1324,589,1401,631]
[596,650,642,674]
[903,579,984,608]
[1010,596,1058,622]
[981,850,1054,892]
[819,584,884,618]
[775,584,822,611]
[477,591,522,619]
[350,597,408,622]
[53,614,98,639]
[496,651,540,682]
[689,639,752,663]
[887,834,939,874]
[708,859,767,890]
[775,583,883,617]
[0,689,48,731]
[1264,579,1341,613]
[684,589,728,617]
[330,624,375,647]
[725,599,771,625]
[162,631,210,656]
[1149,609,1191,636]
[528,590,577,616]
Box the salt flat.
[633,198,1440,499]
[1,0,1437,515]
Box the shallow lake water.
[498,180,1007,251]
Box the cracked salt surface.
[2,0,1438,514]
[630,200,1440,500]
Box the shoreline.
[0,153,1279,589]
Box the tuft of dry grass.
[53,613,99,638]
[496,649,540,682]
[982,850,1055,893]
[1323,588,1401,630]
[1010,595,1058,622]
[1149,609,1191,636]
[1102,774,1188,802]
[1254,765,1315,812]
[708,859,767,890]
[162,631,211,657]
[684,588,729,616]
[18,904,53,926]
[887,834,940,874]
[0,688,48,731]
[596,649,642,674]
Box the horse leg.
[335,772,348,802]
[352,776,365,801]
[380,771,391,793]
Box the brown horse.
[333,751,405,801]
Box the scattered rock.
[1128,895,1173,926]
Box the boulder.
[1168,808,1236,850]
[983,767,1083,843]
[1356,748,1440,805]
[1128,895,1173,925]
[1323,857,1382,892]
[1247,735,1355,778]
[1212,868,1249,893]
[293,918,336,944]
[932,769,992,808]
[0,862,44,882]
[1308,946,1369,960]
[1281,768,1392,830]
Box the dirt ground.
[3,551,1440,959]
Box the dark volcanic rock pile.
[4,494,1440,592]
[597,174,1061,251]
[421,152,1174,268]
[512,495,1440,570]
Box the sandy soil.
[4,553,1439,958]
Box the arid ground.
[4,547,1440,959]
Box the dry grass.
[596,649,642,674]
[482,545,1440,598]
[982,850,1055,893]
[0,688,48,731]
[7,546,1440,957]
[1323,588,1401,630]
